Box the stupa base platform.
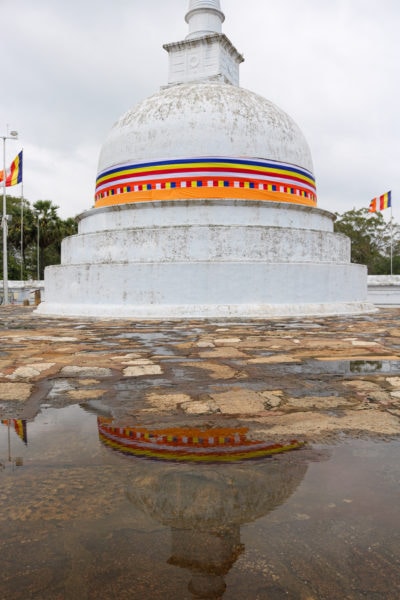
[35,301,376,319]
[38,201,372,319]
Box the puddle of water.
[244,359,400,376]
[349,360,400,374]
[0,408,399,599]
[114,332,182,343]
[112,331,181,357]
[267,322,323,330]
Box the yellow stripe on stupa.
[96,159,315,188]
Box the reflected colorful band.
[98,417,305,462]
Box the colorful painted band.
[94,157,317,207]
[94,186,316,208]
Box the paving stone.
[146,393,192,410]
[7,363,55,380]
[286,396,352,410]
[199,347,248,358]
[366,391,392,404]
[386,377,400,389]
[0,383,32,401]
[123,364,163,377]
[214,337,242,345]
[181,400,216,414]
[210,389,267,414]
[260,391,283,407]
[248,355,300,364]
[343,380,383,390]
[60,366,113,378]
[182,361,239,380]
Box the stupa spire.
[163,0,243,86]
[185,0,225,40]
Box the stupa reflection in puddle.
[98,418,308,599]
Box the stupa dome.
[95,82,316,209]
[98,82,314,176]
[94,0,316,209]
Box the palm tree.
[33,200,62,280]
[1,195,35,279]
[1,197,79,280]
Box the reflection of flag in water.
[1,419,27,444]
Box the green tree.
[1,195,78,280]
[6,195,37,279]
[0,195,36,279]
[334,208,399,274]
[33,200,63,280]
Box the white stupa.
[37,0,373,318]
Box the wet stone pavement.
[1,305,400,599]
[2,305,400,439]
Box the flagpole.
[390,201,393,276]
[20,177,24,281]
[2,135,8,305]
[1,129,18,305]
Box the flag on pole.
[369,190,391,213]
[0,150,23,186]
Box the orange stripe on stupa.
[94,186,317,208]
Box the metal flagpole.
[37,215,40,281]
[390,201,393,276]
[2,136,8,305]
[20,177,24,280]
[1,129,18,305]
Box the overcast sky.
[1,0,399,220]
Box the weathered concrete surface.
[1,305,400,442]
[368,275,400,306]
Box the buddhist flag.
[369,191,391,213]
[0,150,23,187]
